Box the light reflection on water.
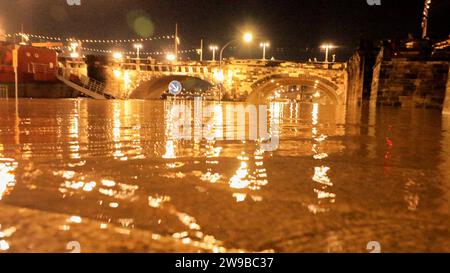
[0,99,450,252]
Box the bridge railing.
[78,75,108,96]
[57,68,115,99]
[110,59,346,72]
[117,62,216,74]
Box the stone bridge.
[102,59,354,105]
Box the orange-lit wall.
[0,43,57,83]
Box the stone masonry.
[371,49,450,108]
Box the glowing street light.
[70,52,80,59]
[219,32,254,65]
[166,53,176,62]
[217,32,253,102]
[69,41,80,59]
[133,43,143,59]
[209,45,218,61]
[259,41,270,60]
[320,44,335,63]
[243,32,253,43]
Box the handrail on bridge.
[57,67,115,99]
[78,74,108,96]
[117,62,216,74]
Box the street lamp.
[421,0,432,39]
[133,43,143,60]
[217,32,253,102]
[166,53,176,62]
[320,44,335,63]
[243,33,253,43]
[219,32,253,66]
[112,52,123,61]
[259,41,270,60]
[70,41,79,49]
[70,52,80,59]
[209,45,218,61]
[69,42,80,59]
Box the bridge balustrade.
[114,62,213,77]
[78,75,108,96]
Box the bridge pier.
[370,47,450,109]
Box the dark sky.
[0,0,448,61]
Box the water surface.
[0,99,450,253]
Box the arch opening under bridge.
[128,75,214,100]
[247,74,344,104]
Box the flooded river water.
[0,99,450,253]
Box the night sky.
[0,0,448,61]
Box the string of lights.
[37,45,198,56]
[5,32,200,57]
[5,33,175,43]
[79,47,198,56]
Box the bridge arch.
[247,74,343,104]
[129,75,214,100]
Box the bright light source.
[214,69,224,82]
[166,53,176,61]
[133,43,143,50]
[70,52,80,58]
[70,42,79,50]
[320,43,335,49]
[260,42,270,48]
[113,69,122,78]
[209,45,218,51]
[112,52,123,60]
[18,33,29,45]
[243,32,253,43]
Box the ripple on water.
[0,99,449,252]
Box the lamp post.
[320,44,335,63]
[133,43,143,70]
[134,43,143,60]
[174,23,179,62]
[209,45,218,61]
[218,32,253,102]
[70,41,80,59]
[199,39,204,62]
[260,41,270,60]
[219,32,253,67]
[421,0,432,39]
